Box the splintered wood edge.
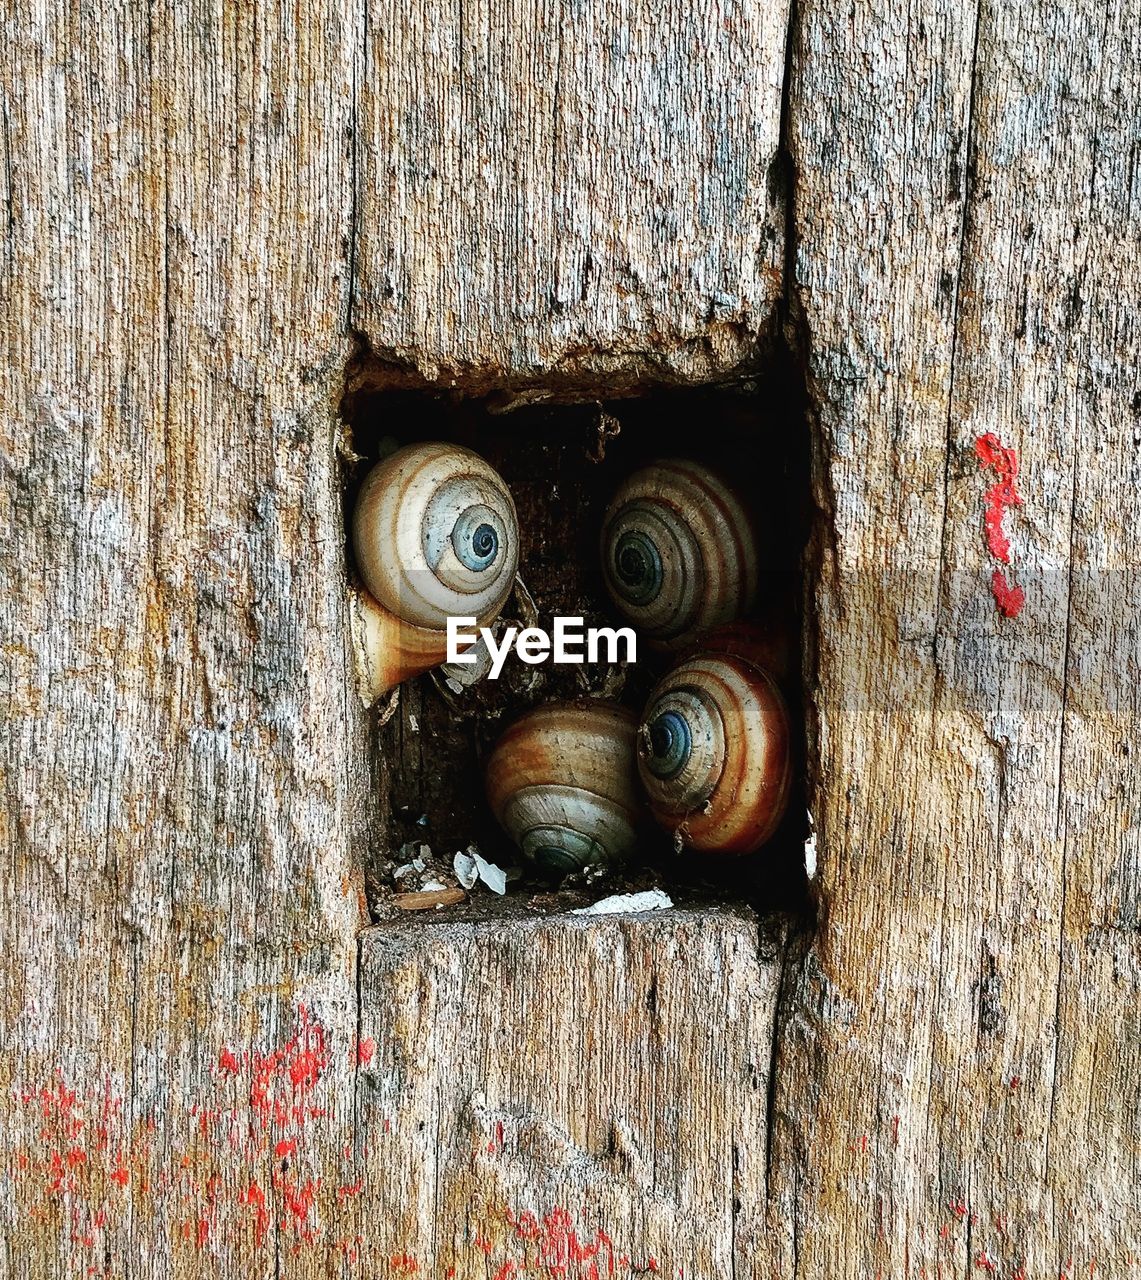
[359,902,788,959]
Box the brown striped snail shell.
[349,442,519,701]
[637,628,791,854]
[485,701,643,875]
[600,459,759,648]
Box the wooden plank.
[356,907,787,1277]
[0,3,366,1274]
[354,0,791,395]
[774,0,1141,1275]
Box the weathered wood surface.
[2,0,1139,1276]
[773,0,1141,1276]
[354,0,790,395]
[0,1,367,1274]
[356,909,785,1276]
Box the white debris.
[408,714,419,732]
[453,850,479,889]
[392,859,424,882]
[420,877,447,892]
[572,889,674,916]
[473,853,507,896]
[804,810,817,879]
[441,631,494,688]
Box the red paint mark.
[890,1114,900,1147]
[991,570,1025,618]
[975,432,1025,617]
[249,1004,330,1131]
[1010,1075,1022,1090]
[860,1134,868,1154]
[975,1250,998,1273]
[239,1179,270,1245]
[390,1253,418,1274]
[279,1177,319,1242]
[487,1119,506,1154]
[492,1264,517,1280]
[356,1037,376,1067]
[11,1040,657,1275]
[950,1198,968,1221]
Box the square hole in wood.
[340,369,812,923]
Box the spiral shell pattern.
[485,702,643,874]
[637,647,791,854]
[353,442,519,631]
[600,459,758,645]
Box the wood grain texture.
[354,0,790,394]
[356,908,786,1277]
[774,0,1141,1275]
[3,0,1140,1274]
[0,1,367,1273]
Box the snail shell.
[600,459,759,647]
[637,630,791,854]
[485,701,643,874]
[350,442,519,700]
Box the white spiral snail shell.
[600,459,759,647]
[485,701,644,875]
[350,442,519,700]
[637,629,791,854]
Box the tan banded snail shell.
[350,442,519,700]
[637,630,791,854]
[600,459,759,647]
[485,701,643,875]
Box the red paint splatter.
[991,570,1025,618]
[975,1250,998,1273]
[279,1176,320,1242]
[10,1036,662,1276]
[356,1037,376,1067]
[239,1178,270,1244]
[950,1198,968,1221]
[487,1119,506,1154]
[975,432,1025,617]
[1010,1075,1022,1090]
[248,1004,330,1131]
